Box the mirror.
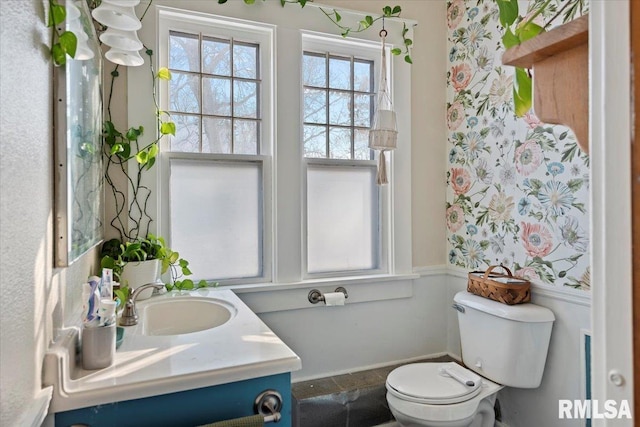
[54,0,103,266]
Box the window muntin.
[168,31,261,155]
[302,52,374,161]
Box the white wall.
[447,272,592,427]
[240,273,449,381]
[0,2,99,425]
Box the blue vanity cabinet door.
[54,373,291,427]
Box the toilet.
[385,291,555,427]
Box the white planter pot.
[120,259,160,300]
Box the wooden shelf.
[502,15,589,153]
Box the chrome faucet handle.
[120,282,165,327]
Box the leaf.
[404,55,412,64]
[48,1,66,27]
[404,38,413,46]
[244,0,255,4]
[365,15,373,26]
[181,266,192,276]
[559,131,569,140]
[501,28,520,49]
[160,121,176,136]
[157,67,172,81]
[135,150,149,165]
[496,0,519,27]
[126,128,140,141]
[390,48,402,56]
[513,67,532,117]
[148,143,159,158]
[392,5,401,15]
[567,178,584,193]
[197,280,209,288]
[299,0,307,7]
[59,31,77,58]
[51,43,66,66]
[110,144,124,155]
[181,279,195,290]
[516,22,544,43]
[383,6,392,16]
[218,0,228,3]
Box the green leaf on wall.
[513,67,532,117]
[496,0,519,27]
[47,1,66,27]
[157,67,172,80]
[161,122,176,136]
[58,31,77,58]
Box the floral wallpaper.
[445,0,591,290]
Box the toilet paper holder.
[308,287,349,304]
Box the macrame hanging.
[368,23,398,185]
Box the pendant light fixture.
[368,22,398,185]
[91,0,144,67]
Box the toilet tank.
[453,291,555,388]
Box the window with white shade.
[302,36,385,277]
[159,12,273,284]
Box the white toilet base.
[387,380,502,427]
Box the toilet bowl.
[385,291,555,427]
[386,362,502,427]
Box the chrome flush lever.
[451,303,465,313]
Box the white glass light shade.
[105,47,144,67]
[99,27,143,51]
[102,0,141,6]
[66,3,81,20]
[75,44,95,61]
[91,3,141,31]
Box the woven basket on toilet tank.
[467,265,531,305]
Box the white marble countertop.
[43,289,302,413]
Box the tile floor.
[291,355,453,427]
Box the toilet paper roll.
[324,292,346,306]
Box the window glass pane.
[170,72,200,114]
[307,165,378,273]
[329,56,351,90]
[202,37,230,76]
[328,91,351,126]
[170,114,201,152]
[354,60,372,92]
[353,93,372,127]
[170,160,262,280]
[233,43,258,79]
[303,88,326,124]
[202,77,231,116]
[329,127,351,159]
[303,125,326,158]
[170,32,199,72]
[203,117,231,153]
[234,120,258,154]
[233,80,258,119]
[303,53,326,87]
[354,129,371,160]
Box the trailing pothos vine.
[218,0,414,63]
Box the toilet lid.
[386,362,483,404]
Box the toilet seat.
[386,362,483,404]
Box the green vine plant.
[218,0,414,63]
[47,0,78,65]
[497,0,587,116]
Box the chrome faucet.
[119,282,165,326]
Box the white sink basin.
[141,297,235,336]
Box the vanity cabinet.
[54,373,291,427]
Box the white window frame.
[129,3,414,289]
[157,8,275,285]
[301,32,390,279]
